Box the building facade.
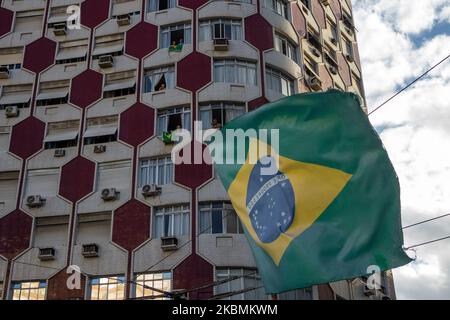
[0,0,394,300]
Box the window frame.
[199,201,244,235]
[139,155,174,187]
[153,204,190,238]
[11,281,47,300]
[134,272,172,299]
[213,59,257,86]
[89,276,125,300]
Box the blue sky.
[353,0,450,299]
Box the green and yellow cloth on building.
[213,90,411,294]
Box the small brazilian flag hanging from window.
[212,90,411,294]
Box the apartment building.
[0,0,395,300]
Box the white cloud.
[353,0,450,299]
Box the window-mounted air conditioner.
[161,236,178,251]
[5,106,19,118]
[213,38,229,51]
[54,149,66,157]
[101,188,119,201]
[38,247,55,261]
[328,65,338,75]
[346,54,354,62]
[26,195,46,208]
[116,14,131,26]
[142,184,162,197]
[98,55,114,69]
[94,145,106,153]
[310,47,321,57]
[82,243,99,258]
[0,66,10,79]
[53,23,67,36]
[306,76,322,91]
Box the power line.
[403,213,450,229]
[368,54,450,116]
[404,235,450,250]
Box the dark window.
[45,138,78,150]
[84,132,117,145]
[36,96,69,107]
[103,85,136,98]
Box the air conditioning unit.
[142,184,162,197]
[53,23,67,36]
[26,195,46,208]
[161,236,178,251]
[94,145,106,153]
[306,76,322,91]
[310,47,321,57]
[363,285,376,297]
[5,106,19,118]
[328,65,338,75]
[101,188,119,201]
[54,149,66,157]
[346,54,354,62]
[116,14,131,26]
[82,243,99,258]
[38,247,55,261]
[0,66,10,79]
[98,55,114,69]
[213,38,229,51]
[320,0,330,5]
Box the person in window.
[158,83,166,91]
[169,40,183,52]
[212,118,222,129]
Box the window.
[274,33,297,61]
[199,102,245,130]
[342,12,354,32]
[199,19,243,41]
[327,18,339,44]
[135,272,172,299]
[213,59,257,85]
[0,64,21,70]
[139,156,173,187]
[343,37,353,57]
[279,288,313,300]
[304,55,319,75]
[153,205,190,238]
[92,33,124,60]
[11,281,47,300]
[324,45,338,68]
[306,27,322,53]
[262,0,288,19]
[147,0,176,12]
[157,106,191,136]
[199,202,244,234]
[89,276,125,300]
[266,67,295,96]
[300,0,311,10]
[215,268,266,300]
[160,23,191,48]
[84,116,118,145]
[143,65,175,92]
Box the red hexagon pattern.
[9,116,45,159]
[22,37,57,74]
[178,0,209,10]
[0,210,32,260]
[245,14,273,51]
[81,0,111,29]
[0,7,14,38]
[175,141,213,189]
[69,69,103,108]
[177,52,211,92]
[119,102,155,147]
[59,156,96,203]
[125,22,158,59]
[112,200,151,251]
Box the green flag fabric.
[212,90,411,294]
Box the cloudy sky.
[352,0,450,299]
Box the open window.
[143,66,175,92]
[157,106,191,136]
[147,0,176,12]
[84,116,118,145]
[161,23,191,48]
[200,102,245,130]
[44,120,79,149]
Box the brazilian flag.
[212,90,411,294]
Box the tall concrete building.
[0,0,395,300]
